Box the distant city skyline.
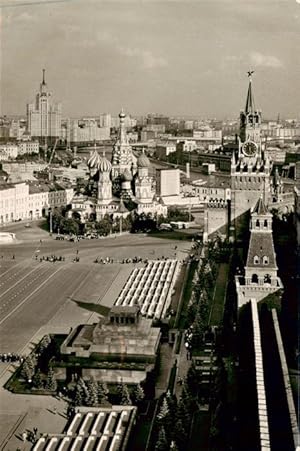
[1,0,300,118]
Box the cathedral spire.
[245,70,255,114]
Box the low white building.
[18,141,39,155]
[70,121,110,143]
[0,182,74,224]
[156,168,180,197]
[176,140,197,153]
[0,144,18,160]
[0,182,29,224]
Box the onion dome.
[137,152,150,168]
[87,149,101,169]
[122,168,133,181]
[98,155,112,173]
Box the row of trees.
[20,354,57,392]
[48,207,193,236]
[70,379,145,408]
[154,378,198,451]
[19,334,59,392]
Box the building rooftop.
[28,183,50,194]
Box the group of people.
[22,427,39,444]
[93,254,181,265]
[38,255,65,262]
[93,256,148,264]
[0,353,24,363]
[94,257,115,264]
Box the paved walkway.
[175,332,192,399]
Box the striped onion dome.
[98,155,112,173]
[87,149,101,169]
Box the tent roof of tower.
[137,152,150,168]
[246,233,277,269]
[118,198,129,213]
[245,79,256,114]
[252,197,269,216]
[122,168,133,181]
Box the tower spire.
[245,70,255,113]
[42,68,46,85]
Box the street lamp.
[49,210,53,235]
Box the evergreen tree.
[21,359,34,382]
[116,383,124,403]
[173,419,188,451]
[32,368,43,389]
[191,315,204,350]
[40,334,51,352]
[186,362,199,396]
[157,397,169,421]
[86,380,98,406]
[97,382,108,404]
[176,397,191,434]
[74,384,83,406]
[166,391,177,420]
[28,353,37,368]
[133,383,145,404]
[120,384,132,406]
[45,367,57,391]
[155,426,169,451]
[180,383,193,412]
[80,380,90,406]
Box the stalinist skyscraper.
[27,69,62,143]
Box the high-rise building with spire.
[27,69,62,143]
[231,72,272,221]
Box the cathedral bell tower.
[111,109,137,180]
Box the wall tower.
[235,197,282,307]
[231,72,272,222]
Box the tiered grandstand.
[114,259,180,319]
[33,406,136,451]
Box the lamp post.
[119,215,123,235]
[49,210,53,235]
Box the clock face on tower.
[242,141,257,157]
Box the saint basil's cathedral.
[71,110,167,222]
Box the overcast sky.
[1,0,300,119]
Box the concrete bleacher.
[114,259,180,319]
[32,406,136,451]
